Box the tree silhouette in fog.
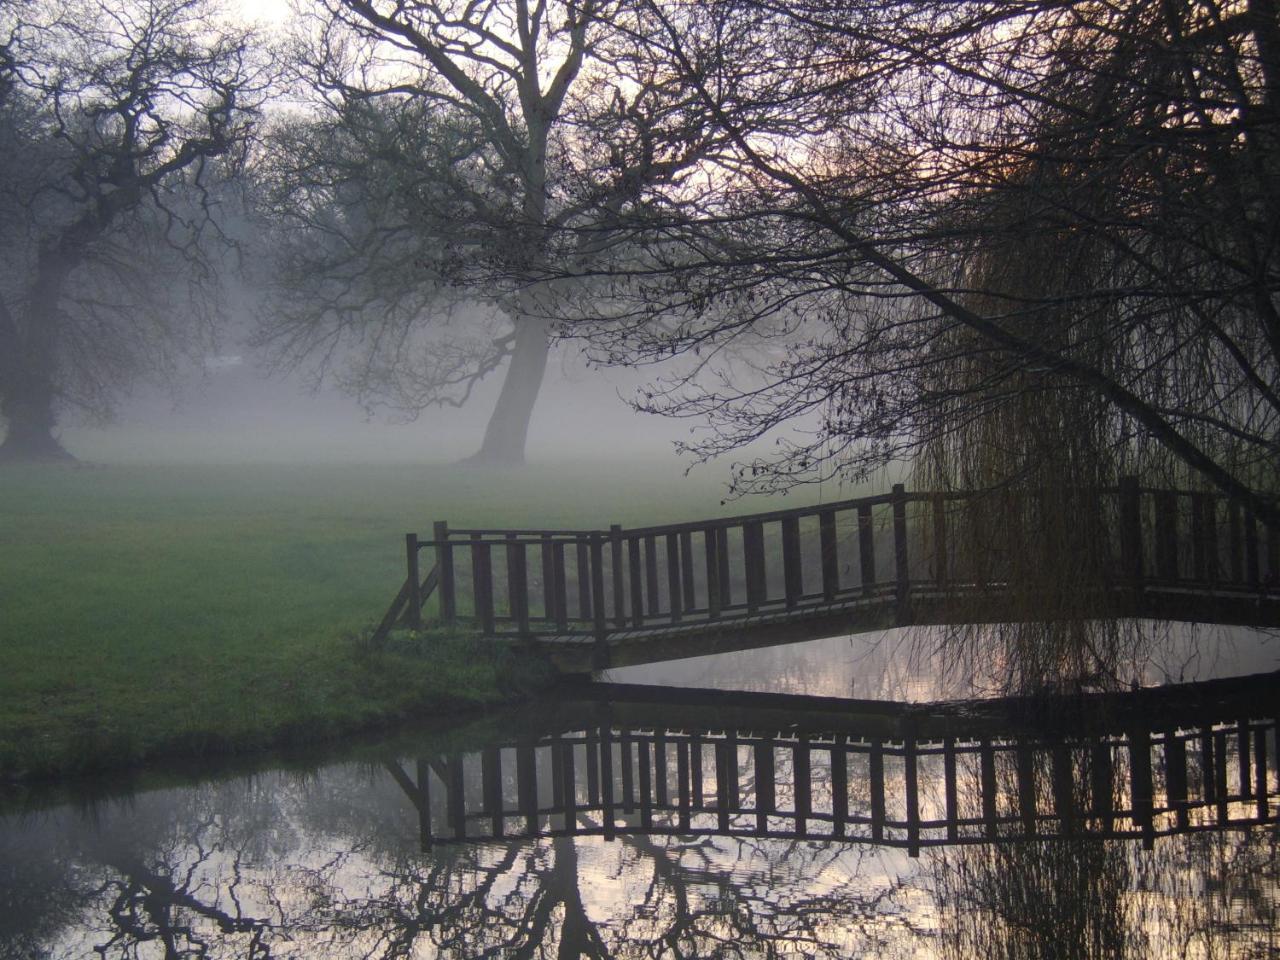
[258,0,719,465]
[0,0,267,462]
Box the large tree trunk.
[463,318,551,466]
[0,257,72,463]
[0,390,71,462]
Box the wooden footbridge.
[376,480,1280,669]
[384,671,1280,853]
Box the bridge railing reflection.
[390,686,1278,855]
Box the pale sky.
[233,0,292,26]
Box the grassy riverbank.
[0,460,815,780]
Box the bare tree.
[0,0,267,462]
[258,0,716,465]
[567,0,1280,524]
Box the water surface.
[3,626,1277,958]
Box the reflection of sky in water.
[2,624,1277,957]
[603,623,1279,699]
[3,759,1275,959]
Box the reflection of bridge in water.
[377,480,1280,668]
[388,672,1279,855]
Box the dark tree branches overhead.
[258,0,723,464]
[558,0,1279,524]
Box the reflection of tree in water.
[6,722,1274,957]
[6,767,921,958]
[278,828,917,957]
[931,827,1280,959]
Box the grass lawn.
[0,459,819,779]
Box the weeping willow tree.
[910,0,1280,691]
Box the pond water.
[604,622,1280,699]
[2,624,1277,958]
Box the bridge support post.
[406,533,422,631]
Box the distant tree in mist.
[0,0,267,462]
[256,0,717,465]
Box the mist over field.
[56,346,712,466]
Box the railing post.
[1245,508,1260,587]
[781,516,802,609]
[472,534,495,635]
[715,738,731,832]
[517,742,538,835]
[704,526,721,619]
[506,535,529,636]
[680,531,696,613]
[980,740,998,839]
[1016,743,1036,837]
[551,540,569,632]
[754,740,774,834]
[1091,740,1114,832]
[869,739,885,841]
[858,503,875,595]
[716,527,731,608]
[540,538,556,625]
[448,753,466,840]
[483,747,503,838]
[831,740,848,838]
[1254,722,1269,820]
[943,738,958,842]
[932,493,948,587]
[1268,520,1280,587]
[743,520,766,613]
[576,540,592,621]
[628,536,645,626]
[610,524,626,628]
[600,725,616,840]
[644,535,660,617]
[434,521,455,625]
[1053,744,1075,835]
[1119,475,1144,585]
[666,532,683,621]
[1187,496,1208,586]
[1129,727,1155,848]
[892,483,910,607]
[819,508,839,600]
[1154,489,1178,582]
[1210,499,1223,585]
[415,758,433,850]
[1165,730,1188,830]
[1228,500,1244,583]
[794,737,811,836]
[406,532,422,631]
[904,731,920,856]
[590,533,608,640]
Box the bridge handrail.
[374,479,1279,641]
[418,485,1277,542]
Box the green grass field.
[0,459,820,779]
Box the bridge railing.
[376,480,1279,640]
